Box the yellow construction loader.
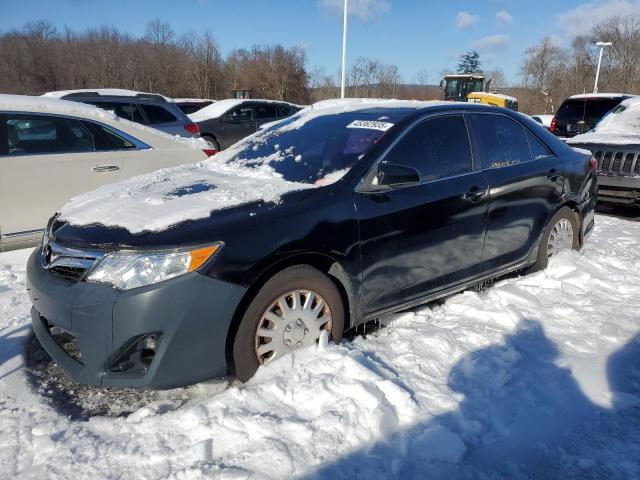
[441,74,518,111]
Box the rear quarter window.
[139,104,178,124]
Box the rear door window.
[473,114,531,169]
[87,101,145,124]
[255,103,278,119]
[384,114,472,182]
[139,104,177,124]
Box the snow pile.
[1,214,640,478]
[567,97,640,145]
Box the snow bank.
[1,215,640,478]
[567,97,640,146]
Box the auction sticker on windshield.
[346,120,394,131]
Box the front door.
[355,114,489,314]
[0,113,124,248]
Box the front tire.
[233,265,345,382]
[535,206,579,270]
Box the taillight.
[590,156,597,172]
[549,115,557,133]
[203,149,217,157]
[184,123,200,135]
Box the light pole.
[593,41,612,94]
[340,0,349,99]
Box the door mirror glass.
[377,162,421,188]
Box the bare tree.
[144,19,175,46]
[521,37,567,113]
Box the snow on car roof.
[173,98,216,103]
[566,96,640,145]
[188,98,299,122]
[0,93,119,120]
[43,88,173,102]
[0,94,208,150]
[276,98,447,133]
[568,93,632,100]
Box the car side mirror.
[377,162,421,188]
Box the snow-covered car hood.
[567,96,640,146]
[58,157,315,234]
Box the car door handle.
[547,168,561,181]
[92,165,120,172]
[463,186,488,203]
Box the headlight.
[85,243,222,290]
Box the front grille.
[41,240,104,281]
[590,148,640,177]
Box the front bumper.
[26,248,246,389]
[597,175,640,207]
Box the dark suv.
[27,102,597,388]
[550,94,631,137]
[189,99,302,150]
[43,90,201,138]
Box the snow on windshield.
[58,102,429,233]
[567,97,640,145]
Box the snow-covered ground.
[1,213,639,479]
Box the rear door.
[0,113,125,247]
[220,103,256,148]
[355,114,489,314]
[469,113,563,271]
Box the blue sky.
[2,0,638,84]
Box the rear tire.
[233,265,345,382]
[534,207,579,270]
[202,134,220,151]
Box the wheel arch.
[224,252,355,374]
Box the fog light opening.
[108,332,163,374]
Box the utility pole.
[593,41,612,94]
[340,0,349,98]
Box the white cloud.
[556,0,640,38]
[496,10,513,26]
[471,34,511,52]
[455,11,479,29]
[319,0,391,22]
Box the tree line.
[1,16,639,114]
[0,19,311,104]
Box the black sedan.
[26,102,597,388]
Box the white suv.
[0,94,213,251]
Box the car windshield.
[221,111,403,184]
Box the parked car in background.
[189,99,302,150]
[43,89,201,139]
[531,114,553,129]
[173,98,215,115]
[567,96,640,207]
[26,100,597,388]
[550,93,633,138]
[0,94,213,251]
